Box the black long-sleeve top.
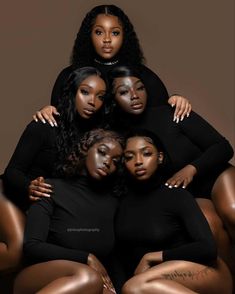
[113,106,234,197]
[3,121,57,209]
[50,64,169,108]
[116,183,217,276]
[23,176,119,265]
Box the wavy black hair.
[58,128,124,179]
[70,4,145,67]
[55,67,107,173]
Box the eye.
[112,31,120,36]
[124,154,133,162]
[80,89,89,95]
[94,29,102,36]
[98,148,106,156]
[112,157,120,166]
[97,94,105,101]
[119,89,129,96]
[137,85,145,91]
[143,151,152,157]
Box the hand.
[168,95,192,123]
[165,164,197,189]
[134,251,163,275]
[29,176,53,201]
[87,254,116,293]
[33,105,60,127]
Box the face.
[86,139,123,180]
[75,75,106,119]
[113,77,147,115]
[124,136,163,181]
[91,14,123,60]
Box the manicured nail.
[181,116,184,121]
[169,185,173,189]
[176,117,179,123]
[165,183,169,186]
[187,113,190,117]
[174,184,178,187]
[42,119,46,124]
[49,121,54,127]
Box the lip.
[83,108,95,116]
[131,103,143,110]
[97,168,109,177]
[102,46,113,53]
[135,168,146,176]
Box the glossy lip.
[83,108,95,116]
[135,168,146,176]
[130,102,143,110]
[102,46,113,53]
[97,167,109,177]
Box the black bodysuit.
[23,176,119,265]
[116,183,217,277]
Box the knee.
[122,276,146,294]
[218,204,235,227]
[75,267,103,290]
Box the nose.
[103,157,111,169]
[103,33,111,43]
[135,154,143,166]
[88,95,95,106]
[130,88,138,100]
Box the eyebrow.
[125,146,152,153]
[80,83,106,92]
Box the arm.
[166,111,234,188]
[163,190,217,263]
[23,197,88,264]
[3,122,51,202]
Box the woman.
[0,67,107,280]
[33,4,191,126]
[13,128,123,294]
[117,129,232,294]
[3,66,107,210]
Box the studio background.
[0,0,234,173]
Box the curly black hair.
[55,67,107,173]
[70,4,145,67]
[58,128,124,178]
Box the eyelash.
[94,30,120,36]
[80,89,89,95]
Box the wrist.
[188,164,197,176]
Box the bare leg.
[196,198,235,272]
[14,260,104,294]
[0,179,25,273]
[122,258,232,294]
[211,165,235,242]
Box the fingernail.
[169,185,173,189]
[174,184,178,187]
[35,118,38,122]
[181,116,184,121]
[187,113,190,117]
[42,119,46,124]
[171,104,174,107]
[49,121,54,127]
[165,183,169,186]
[54,122,58,127]
[173,116,176,122]
[176,117,179,123]
[182,186,186,189]
[44,194,51,197]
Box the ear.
[157,152,164,164]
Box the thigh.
[131,258,232,294]
[14,260,100,294]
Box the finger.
[36,111,46,124]
[174,99,186,120]
[180,103,192,121]
[40,112,55,127]
[33,115,38,122]
[29,195,40,202]
[173,100,183,122]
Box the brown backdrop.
[0,0,234,173]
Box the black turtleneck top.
[23,176,119,265]
[50,64,169,107]
[115,181,217,277]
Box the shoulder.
[24,120,55,136]
[55,65,73,82]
